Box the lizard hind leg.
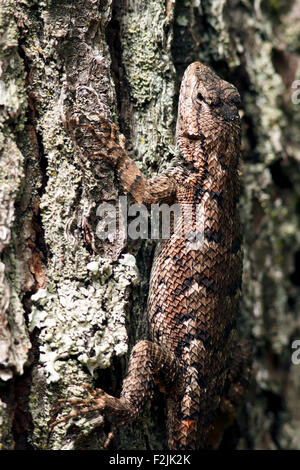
[50,340,180,439]
[207,339,253,448]
[220,339,253,418]
[120,340,180,417]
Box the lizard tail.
[166,371,207,451]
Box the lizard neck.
[176,124,240,188]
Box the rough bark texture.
[0,0,299,450]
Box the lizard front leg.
[50,341,180,444]
[66,113,177,205]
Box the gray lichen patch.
[29,254,138,383]
[29,254,139,449]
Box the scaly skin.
[51,62,252,450]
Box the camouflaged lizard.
[51,62,252,450]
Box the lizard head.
[176,62,241,169]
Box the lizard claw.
[104,429,115,449]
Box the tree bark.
[0,0,299,450]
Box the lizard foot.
[49,386,110,430]
[50,384,133,431]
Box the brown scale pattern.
[51,62,252,450]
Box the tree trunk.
[0,0,299,450]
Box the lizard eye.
[196,92,205,101]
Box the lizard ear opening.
[230,94,242,109]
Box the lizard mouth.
[181,132,204,141]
